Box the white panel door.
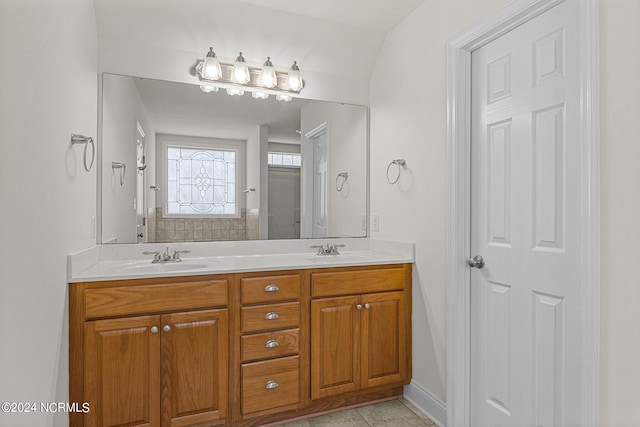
[470,1,582,426]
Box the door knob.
[466,255,485,269]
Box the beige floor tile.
[355,399,430,427]
[399,398,437,426]
[304,408,370,426]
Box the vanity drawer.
[241,274,300,304]
[241,302,300,333]
[241,328,299,362]
[311,267,406,298]
[241,356,300,415]
[84,279,228,319]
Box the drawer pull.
[264,312,280,320]
[151,326,158,334]
[264,284,280,292]
[265,339,279,348]
[264,380,280,390]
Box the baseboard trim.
[404,381,447,427]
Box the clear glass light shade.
[226,88,245,96]
[259,57,277,88]
[200,84,219,93]
[286,61,303,91]
[231,52,250,84]
[201,47,222,80]
[252,91,269,99]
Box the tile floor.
[279,398,437,427]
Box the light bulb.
[286,61,303,91]
[201,47,222,80]
[276,94,292,102]
[231,52,250,84]
[259,57,277,88]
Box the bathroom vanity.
[68,243,413,426]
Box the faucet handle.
[143,251,161,263]
[172,250,191,260]
[332,244,346,254]
[310,245,326,255]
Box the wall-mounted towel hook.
[150,185,160,192]
[112,162,126,186]
[386,159,406,185]
[336,172,349,192]
[70,133,95,172]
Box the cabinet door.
[160,309,228,426]
[311,296,360,400]
[84,315,161,427]
[361,292,407,389]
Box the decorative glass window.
[268,152,301,167]
[166,146,238,215]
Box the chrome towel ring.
[386,159,406,184]
[336,172,349,192]
[70,133,95,172]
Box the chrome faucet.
[143,247,191,263]
[310,243,346,256]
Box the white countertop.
[68,239,414,282]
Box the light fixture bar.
[195,57,303,96]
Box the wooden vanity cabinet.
[71,263,411,427]
[235,272,306,418]
[310,265,411,401]
[70,276,229,427]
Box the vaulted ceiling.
[94,0,426,81]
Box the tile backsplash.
[147,208,259,242]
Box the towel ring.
[70,133,95,172]
[112,162,126,186]
[336,172,349,192]
[386,159,406,185]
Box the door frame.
[445,1,600,426]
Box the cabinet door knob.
[163,325,171,332]
[151,326,159,334]
[264,312,280,320]
[264,284,280,292]
[364,303,371,309]
[265,339,279,348]
[356,304,363,310]
[264,380,280,390]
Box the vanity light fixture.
[194,48,304,101]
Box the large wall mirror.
[100,73,368,244]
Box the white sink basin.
[306,252,371,263]
[119,262,211,274]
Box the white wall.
[300,102,368,238]
[599,1,640,425]
[371,1,640,425]
[369,0,510,404]
[0,0,98,426]
[101,74,155,243]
